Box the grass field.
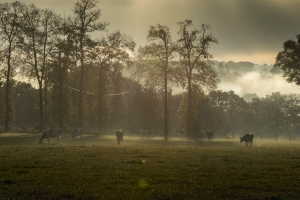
[0,132,300,200]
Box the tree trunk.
[38,82,44,131]
[164,60,168,142]
[98,64,104,132]
[58,51,64,129]
[186,76,193,137]
[44,79,48,128]
[4,51,11,132]
[78,42,84,127]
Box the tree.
[176,20,218,137]
[134,24,177,142]
[20,4,62,131]
[284,94,300,132]
[0,1,23,131]
[178,85,205,134]
[12,82,39,128]
[275,34,300,85]
[125,82,163,134]
[0,62,4,126]
[86,31,135,131]
[71,0,108,127]
[49,22,78,129]
[197,96,227,135]
[210,90,248,134]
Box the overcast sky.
[4,0,300,65]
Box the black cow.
[207,131,213,142]
[240,133,254,146]
[72,128,83,139]
[39,128,62,144]
[116,130,123,144]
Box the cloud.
[215,61,300,97]
[6,0,300,65]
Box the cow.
[72,128,83,139]
[140,129,151,139]
[39,128,62,144]
[240,133,254,146]
[207,131,213,142]
[116,130,123,144]
[144,130,151,138]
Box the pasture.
[0,132,300,200]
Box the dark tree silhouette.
[176,20,218,137]
[70,0,108,127]
[275,34,300,85]
[135,24,177,142]
[0,2,23,131]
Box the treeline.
[1,79,300,139]
[0,1,299,139]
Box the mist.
[213,61,300,100]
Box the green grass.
[0,132,300,199]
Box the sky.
[3,0,300,97]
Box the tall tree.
[50,42,76,128]
[86,31,135,131]
[0,1,23,131]
[20,4,61,131]
[275,34,300,85]
[176,20,218,137]
[135,24,177,142]
[71,0,108,127]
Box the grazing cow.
[240,133,254,146]
[39,128,62,144]
[116,130,123,144]
[207,131,213,142]
[144,130,151,138]
[140,129,151,139]
[72,128,83,139]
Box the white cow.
[72,128,83,139]
[39,128,61,144]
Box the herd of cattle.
[38,128,255,146]
[38,128,83,144]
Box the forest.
[1,0,300,140]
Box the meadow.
[0,132,299,200]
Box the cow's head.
[240,137,245,143]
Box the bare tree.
[0,1,23,131]
[71,0,109,127]
[134,24,177,142]
[20,4,61,131]
[177,20,218,137]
